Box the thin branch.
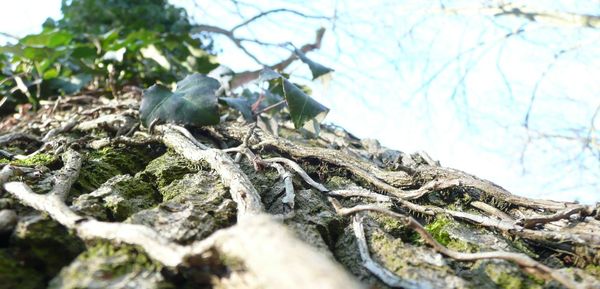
[231,8,330,32]
[262,157,329,192]
[517,205,596,229]
[437,4,600,29]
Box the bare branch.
[438,4,600,29]
[231,8,330,32]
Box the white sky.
[1,0,598,203]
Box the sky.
[1,1,598,203]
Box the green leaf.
[259,68,329,133]
[140,73,220,127]
[20,29,73,48]
[71,46,97,59]
[295,49,333,80]
[219,97,254,121]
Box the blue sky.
[2,1,598,203]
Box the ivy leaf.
[295,49,333,80]
[259,68,329,133]
[20,29,73,48]
[219,97,254,121]
[140,73,220,127]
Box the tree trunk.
[0,92,598,289]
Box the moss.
[424,216,478,253]
[425,216,452,246]
[509,237,538,258]
[371,212,420,243]
[74,146,161,194]
[13,217,85,278]
[584,264,600,277]
[0,153,59,167]
[49,242,170,289]
[482,262,544,289]
[80,242,163,274]
[447,239,478,253]
[103,176,161,221]
[141,150,197,189]
[0,249,45,289]
[325,175,354,190]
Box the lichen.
[366,227,469,288]
[127,171,235,243]
[106,176,161,221]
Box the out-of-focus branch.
[439,4,600,29]
[231,8,330,32]
[230,27,326,90]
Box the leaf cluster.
[0,0,216,113]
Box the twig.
[270,162,295,212]
[231,8,330,32]
[517,205,595,229]
[48,150,82,200]
[262,157,328,192]
[0,132,41,147]
[470,201,514,222]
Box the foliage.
[140,73,220,127]
[0,0,216,113]
[1,0,334,133]
[140,68,331,133]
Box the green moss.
[424,216,452,246]
[510,238,538,258]
[0,153,58,167]
[103,176,161,221]
[423,216,478,253]
[585,264,600,277]
[483,262,544,289]
[0,249,45,289]
[141,150,197,189]
[368,230,407,272]
[13,217,85,277]
[81,242,163,274]
[74,146,160,194]
[325,175,354,190]
[447,239,478,253]
[49,242,170,289]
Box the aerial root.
[330,200,582,289]
[1,130,364,289]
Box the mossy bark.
[0,96,598,289]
